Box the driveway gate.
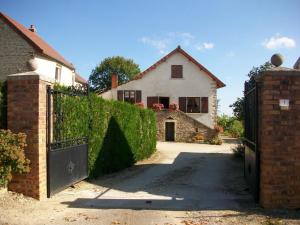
[46,86,89,197]
[244,81,260,201]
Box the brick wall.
[257,69,300,208]
[7,73,51,200]
[0,17,35,81]
[156,110,216,142]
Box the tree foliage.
[230,62,273,121]
[229,97,244,121]
[0,129,30,187]
[89,56,141,92]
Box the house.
[294,57,300,69]
[0,12,87,85]
[100,46,225,142]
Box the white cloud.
[262,35,296,50]
[195,42,214,51]
[139,37,169,54]
[139,32,214,54]
[225,51,235,57]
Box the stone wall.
[156,110,216,142]
[257,69,300,208]
[0,17,35,81]
[7,73,51,200]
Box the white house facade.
[0,12,86,86]
[100,46,225,128]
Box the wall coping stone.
[255,69,300,82]
[7,71,55,83]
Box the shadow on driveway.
[62,150,258,211]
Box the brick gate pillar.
[257,68,300,208]
[7,72,53,200]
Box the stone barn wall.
[156,110,216,142]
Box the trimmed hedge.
[0,81,7,129]
[53,89,156,178]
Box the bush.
[229,120,244,138]
[52,86,157,178]
[0,81,7,129]
[0,129,30,187]
[205,135,223,145]
[217,114,244,138]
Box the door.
[165,122,175,141]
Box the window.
[187,97,200,113]
[117,90,142,104]
[171,65,183,78]
[55,65,62,83]
[146,96,170,109]
[124,90,135,103]
[179,97,209,113]
[159,97,169,109]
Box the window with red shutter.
[201,97,208,113]
[117,90,123,101]
[171,65,183,78]
[147,96,159,108]
[179,97,187,112]
[186,97,200,113]
[136,90,142,103]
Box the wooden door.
[165,122,175,141]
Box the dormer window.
[171,65,183,78]
[55,65,62,83]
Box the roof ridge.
[134,46,225,88]
[0,11,74,69]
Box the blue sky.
[1,0,299,115]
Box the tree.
[89,56,141,92]
[229,97,244,121]
[230,62,273,121]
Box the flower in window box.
[135,102,144,108]
[169,103,179,111]
[152,103,164,111]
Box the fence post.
[257,69,300,208]
[7,72,53,200]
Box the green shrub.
[205,135,223,145]
[217,114,244,138]
[52,86,156,178]
[229,120,244,138]
[0,81,7,129]
[0,129,30,187]
[88,95,156,177]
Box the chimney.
[111,73,118,89]
[28,25,37,33]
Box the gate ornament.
[67,160,75,174]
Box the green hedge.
[53,89,156,178]
[0,81,7,129]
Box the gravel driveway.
[0,141,299,225]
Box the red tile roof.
[134,46,225,88]
[75,73,87,84]
[0,12,74,69]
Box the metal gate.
[46,86,89,197]
[244,81,260,201]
